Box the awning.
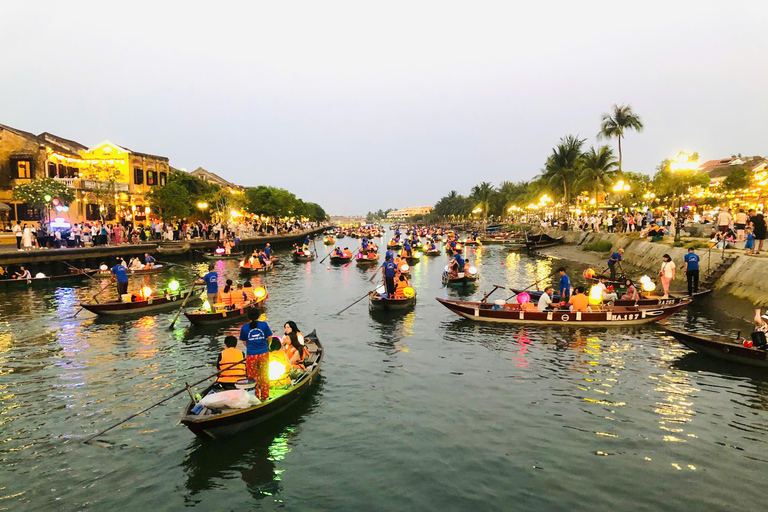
[0,203,11,212]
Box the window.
[48,162,57,178]
[134,167,144,185]
[67,166,78,178]
[146,170,157,186]
[15,160,31,179]
[86,203,100,221]
[18,203,41,221]
[159,172,167,186]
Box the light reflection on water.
[0,236,767,510]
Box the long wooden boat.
[0,270,96,288]
[356,254,380,265]
[180,330,324,439]
[81,289,203,316]
[424,249,441,256]
[239,263,275,274]
[512,288,710,307]
[369,290,417,311]
[291,251,316,262]
[442,270,478,287]
[200,251,244,261]
[156,243,190,255]
[185,297,267,326]
[478,237,510,245]
[525,233,564,249]
[329,255,352,265]
[665,328,768,367]
[503,243,527,251]
[437,298,690,326]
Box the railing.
[54,177,129,192]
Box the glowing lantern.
[44,195,52,202]
[268,360,287,381]
[413,252,421,259]
[401,264,410,272]
[517,292,530,304]
[376,285,386,294]
[141,286,152,299]
[35,272,46,278]
[215,247,225,255]
[168,280,180,292]
[202,301,212,312]
[642,281,656,292]
[583,268,595,279]
[403,286,415,298]
[467,266,478,275]
[254,287,266,298]
[639,275,651,285]
[589,285,603,305]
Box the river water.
[1,235,766,511]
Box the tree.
[13,177,75,220]
[598,103,644,172]
[652,159,710,200]
[470,182,495,221]
[576,145,620,204]
[244,186,297,218]
[210,188,246,221]
[540,135,585,215]
[147,181,190,221]
[722,167,751,192]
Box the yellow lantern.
[589,285,603,305]
[642,281,656,292]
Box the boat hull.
[513,288,708,308]
[369,291,416,311]
[185,302,265,326]
[82,292,202,316]
[356,256,379,266]
[0,271,94,288]
[442,272,478,287]
[666,328,768,367]
[291,253,316,262]
[329,256,351,265]
[200,252,243,261]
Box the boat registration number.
[610,313,640,321]
[658,299,676,306]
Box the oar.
[67,280,112,318]
[336,289,376,315]
[63,261,96,281]
[169,284,198,329]
[318,248,332,265]
[83,357,246,444]
[503,270,559,301]
[157,260,193,270]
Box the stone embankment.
[536,230,766,304]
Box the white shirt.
[537,292,552,312]
[661,260,676,278]
[717,211,732,226]
[13,225,21,236]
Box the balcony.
[54,177,129,192]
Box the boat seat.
[306,344,318,354]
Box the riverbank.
[533,230,767,305]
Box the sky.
[1,1,766,216]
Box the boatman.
[607,248,624,281]
[144,253,156,268]
[683,247,700,296]
[197,263,219,306]
[449,252,466,276]
[403,239,412,258]
[239,309,274,400]
[558,267,571,302]
[264,243,272,259]
[381,254,398,297]
[111,257,129,297]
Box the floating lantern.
[517,292,530,304]
[589,285,603,305]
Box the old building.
[189,167,243,192]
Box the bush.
[582,240,613,252]
[672,241,684,247]
[686,240,710,250]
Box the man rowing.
[381,254,398,297]
[607,248,624,281]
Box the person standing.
[607,248,624,281]
[198,263,219,306]
[22,223,32,250]
[558,267,571,302]
[752,213,767,255]
[659,254,676,299]
[239,309,274,401]
[381,254,397,297]
[717,207,732,235]
[735,209,748,241]
[13,221,22,251]
[111,257,129,297]
[683,247,700,296]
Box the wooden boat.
[291,251,316,262]
[463,239,481,246]
[442,269,478,287]
[356,254,380,265]
[437,298,690,326]
[239,263,275,274]
[185,294,267,326]
[369,290,417,311]
[200,251,244,260]
[329,255,352,265]
[0,270,96,288]
[129,264,173,275]
[665,328,768,367]
[156,243,190,255]
[180,330,324,439]
[81,289,203,316]
[503,243,527,251]
[525,233,564,249]
[513,288,710,307]
[323,237,335,246]
[387,242,402,250]
[478,237,509,245]
[405,256,421,265]
[337,233,346,239]
[424,249,441,256]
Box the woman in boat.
[215,336,247,390]
[393,274,410,299]
[14,266,32,280]
[659,254,676,299]
[129,257,144,271]
[239,309,274,401]
[282,321,307,370]
[242,280,256,302]
[219,279,235,308]
[342,247,353,258]
[621,279,639,301]
[448,252,466,276]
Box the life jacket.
[394,281,408,299]
[243,286,256,301]
[217,347,246,383]
[219,289,234,307]
[342,250,352,258]
[284,336,307,370]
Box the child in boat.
[215,336,246,390]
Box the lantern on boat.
[376,285,386,295]
[467,266,477,275]
[639,275,651,285]
[215,247,225,255]
[401,264,410,272]
[642,281,656,292]
[255,286,266,299]
[403,286,415,298]
[35,272,46,278]
[583,268,595,279]
[168,279,180,292]
[141,286,152,299]
[413,252,421,259]
[517,292,530,304]
[589,285,603,305]
[202,300,212,312]
[268,360,287,381]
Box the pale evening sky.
[1,1,766,215]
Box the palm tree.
[577,145,620,205]
[598,104,644,172]
[470,182,495,222]
[540,135,585,215]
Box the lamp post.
[669,151,698,242]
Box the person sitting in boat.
[360,237,369,253]
[597,277,618,302]
[537,286,555,311]
[447,239,457,252]
[129,257,144,271]
[215,336,247,390]
[0,265,5,280]
[428,240,437,251]
[232,283,247,309]
[567,286,590,312]
[258,251,270,267]
[448,252,466,276]
[282,320,307,370]
[218,279,235,308]
[393,274,410,299]
[402,239,412,258]
[14,266,32,280]
[342,247,353,258]
[621,279,639,301]
[239,309,274,401]
[144,253,156,269]
[242,280,256,302]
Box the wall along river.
[1,234,767,511]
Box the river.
[1,234,766,511]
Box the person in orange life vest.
[219,279,235,308]
[393,274,410,299]
[239,309,274,400]
[232,283,246,308]
[242,280,256,302]
[333,247,343,258]
[215,336,246,390]
[342,247,352,258]
[282,320,307,370]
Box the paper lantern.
[589,285,603,305]
[517,292,530,304]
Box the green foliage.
[686,240,710,250]
[168,172,221,203]
[541,135,586,209]
[366,209,393,222]
[598,103,644,171]
[148,181,190,221]
[581,240,613,252]
[577,145,619,200]
[244,186,296,218]
[651,160,709,200]
[672,241,684,248]
[12,178,75,211]
[722,167,751,191]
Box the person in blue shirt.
[111,257,129,297]
[429,240,436,251]
[239,309,274,400]
[264,244,272,258]
[558,267,571,302]
[303,235,310,247]
[361,238,369,251]
[197,263,219,305]
[683,247,700,295]
[334,247,343,257]
[144,253,155,267]
[472,231,478,241]
[450,253,465,275]
[607,248,624,281]
[381,255,398,297]
[403,239,412,257]
[385,249,395,262]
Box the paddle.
[318,248,333,265]
[67,281,112,318]
[503,270,559,302]
[169,283,198,329]
[157,260,192,270]
[63,261,96,281]
[82,357,246,444]
[336,289,377,315]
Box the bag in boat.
[198,389,260,409]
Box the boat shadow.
[180,376,325,501]
[671,351,768,382]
